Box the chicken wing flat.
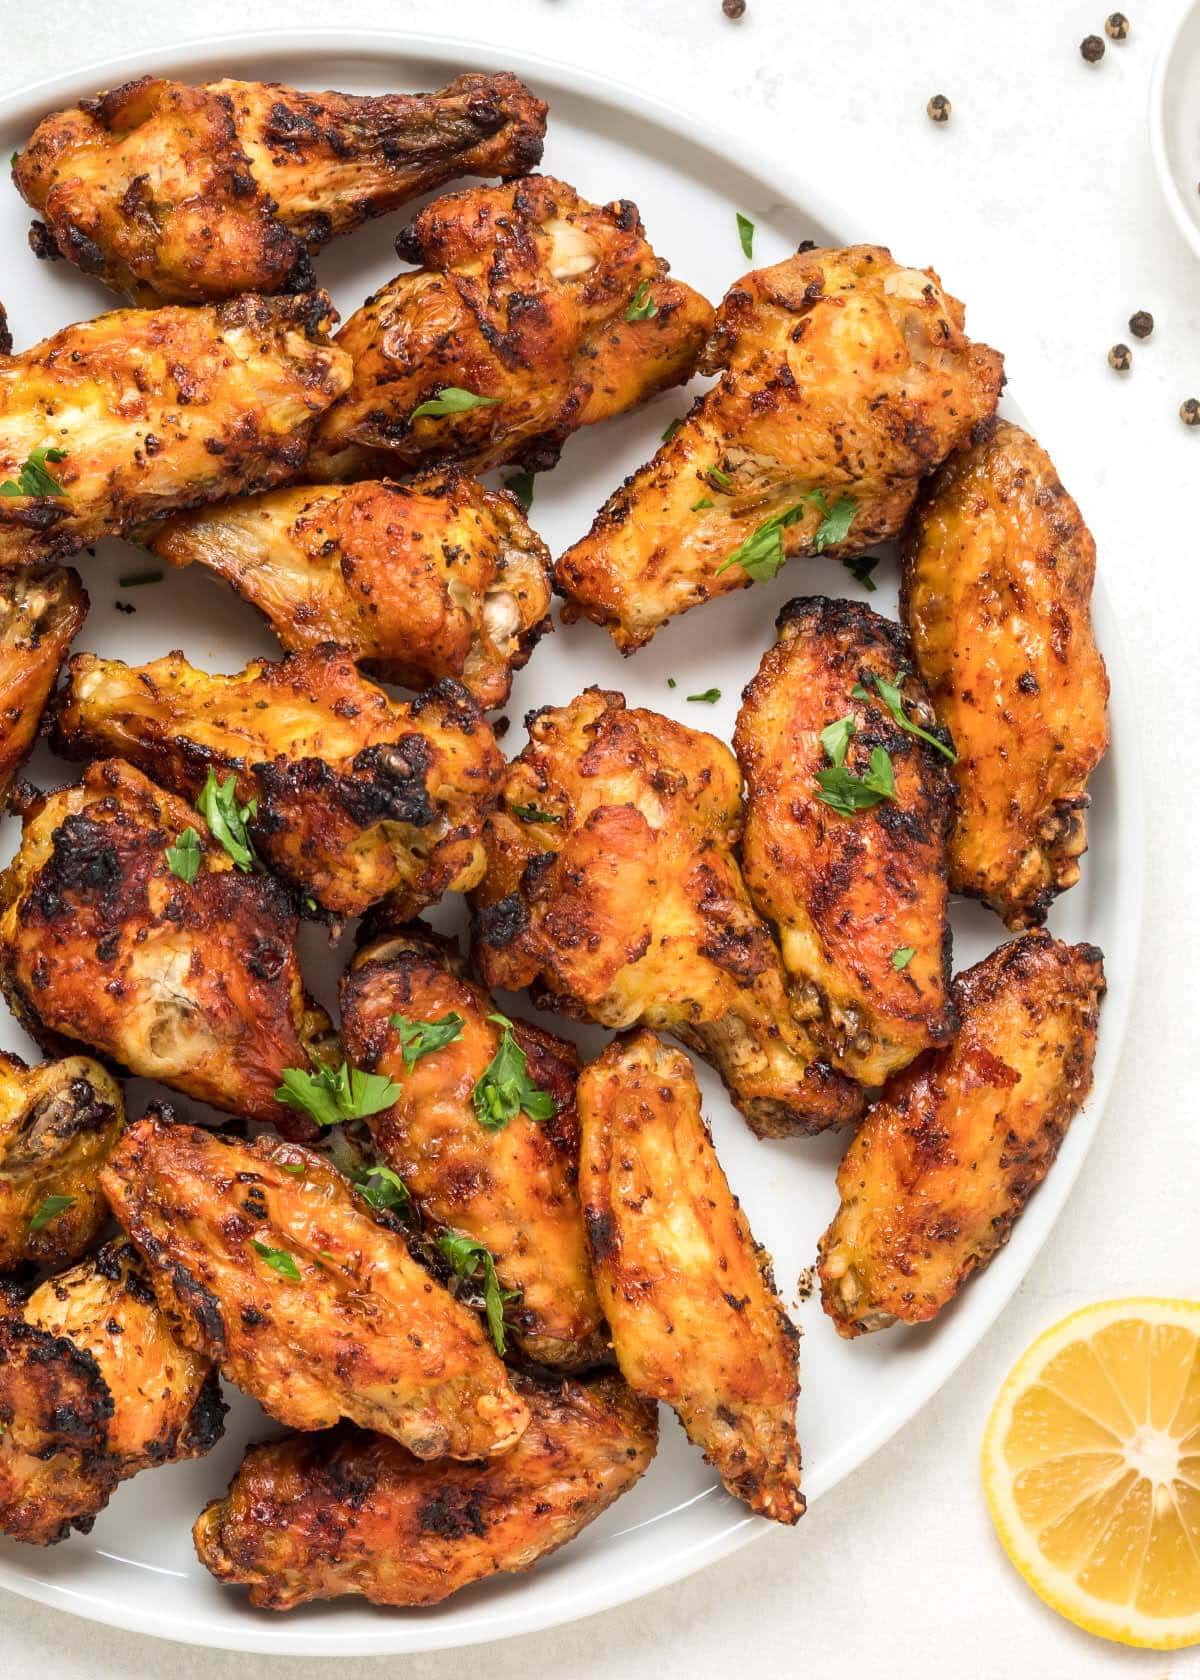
[557,244,1004,650]
[900,420,1109,929]
[0,759,333,1135]
[578,1031,802,1523]
[818,933,1105,1337]
[734,597,956,1086]
[0,1051,124,1273]
[341,921,606,1371]
[143,473,552,707]
[195,1369,655,1610]
[473,688,862,1138]
[14,73,547,304]
[310,175,714,479]
[0,1240,224,1544]
[53,649,503,919]
[0,291,350,568]
[0,568,86,803]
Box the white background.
[0,1,1196,1676]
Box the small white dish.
[1149,0,1200,258]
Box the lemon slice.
[982,1299,1200,1649]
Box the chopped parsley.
[692,496,715,512]
[510,802,561,824]
[892,946,916,971]
[841,553,879,592]
[437,1231,518,1355]
[811,490,858,551]
[815,745,896,815]
[117,569,163,588]
[196,771,260,873]
[472,1013,556,1131]
[716,491,858,582]
[687,688,721,703]
[736,211,755,260]
[662,417,683,444]
[503,469,534,511]
[251,1240,300,1281]
[852,673,957,762]
[667,677,677,688]
[389,1011,465,1071]
[410,387,500,419]
[355,1164,413,1217]
[0,446,69,500]
[165,826,201,884]
[624,279,658,321]
[820,714,856,768]
[706,465,733,490]
[276,1060,400,1128]
[29,1193,74,1231]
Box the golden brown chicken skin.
[900,420,1109,929]
[474,688,862,1138]
[53,649,503,920]
[578,1031,802,1523]
[818,933,1105,1337]
[734,597,956,1086]
[195,1370,656,1610]
[557,244,1004,650]
[0,1051,124,1273]
[0,568,86,804]
[0,759,332,1138]
[310,174,714,478]
[143,473,552,707]
[102,1115,530,1459]
[341,921,606,1371]
[0,1241,224,1545]
[14,73,547,304]
[0,291,350,568]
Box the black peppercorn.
[1081,34,1106,62]
[927,94,952,123]
[1105,12,1129,39]
[1181,398,1200,426]
[722,0,746,16]
[1128,310,1153,339]
[1108,343,1132,372]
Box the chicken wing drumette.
[473,688,862,1138]
[143,473,552,708]
[102,1115,530,1459]
[734,597,956,1086]
[900,420,1109,929]
[0,759,333,1136]
[13,73,546,304]
[310,175,714,479]
[818,933,1104,1336]
[557,245,1004,650]
[0,291,350,568]
[0,568,86,804]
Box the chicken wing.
[194,1370,656,1610]
[142,473,552,707]
[734,597,956,1086]
[340,921,606,1370]
[53,649,503,919]
[0,1051,124,1272]
[310,175,714,479]
[0,1240,224,1544]
[900,420,1109,929]
[0,568,86,803]
[557,244,1004,650]
[103,1115,529,1457]
[0,291,350,568]
[14,73,546,304]
[0,759,333,1135]
[818,933,1105,1336]
[473,688,862,1138]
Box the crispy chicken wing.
[900,420,1109,929]
[0,1240,224,1544]
[194,1370,656,1610]
[557,244,1004,650]
[0,1051,124,1272]
[102,1115,530,1458]
[340,921,606,1371]
[0,568,86,803]
[0,759,332,1136]
[143,473,552,707]
[53,648,503,919]
[818,933,1105,1336]
[14,73,546,304]
[310,175,714,478]
[0,291,350,568]
[734,597,956,1086]
[578,1031,802,1522]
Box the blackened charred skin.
[25,814,122,923]
[180,1368,229,1457]
[584,1207,618,1265]
[475,893,527,949]
[417,1484,488,1540]
[0,304,10,356]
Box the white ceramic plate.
[1150,0,1200,258]
[0,27,1142,1657]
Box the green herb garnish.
[662,417,683,444]
[687,688,721,704]
[165,826,201,884]
[811,491,857,551]
[117,569,163,588]
[437,1231,518,1355]
[389,1011,465,1071]
[852,673,957,763]
[251,1240,300,1281]
[691,496,715,512]
[355,1164,413,1217]
[820,714,856,768]
[716,491,858,582]
[891,946,916,971]
[510,802,561,824]
[736,211,755,260]
[707,465,733,490]
[841,554,879,592]
[29,1193,74,1231]
[624,279,658,322]
[196,771,259,873]
[275,1061,401,1128]
[410,387,500,420]
[0,446,69,500]
[815,746,896,815]
[472,1013,556,1132]
[503,470,534,511]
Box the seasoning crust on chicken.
[473,688,862,1138]
[818,933,1105,1337]
[102,1115,530,1459]
[0,568,86,805]
[900,420,1109,929]
[557,245,1004,650]
[14,73,547,304]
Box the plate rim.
[1148,0,1200,260]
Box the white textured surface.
[0,1,1194,1675]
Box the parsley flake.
[815,745,896,815]
[276,1061,401,1128]
[117,569,163,588]
[355,1164,413,1217]
[841,554,879,592]
[29,1193,75,1231]
[389,1011,465,1071]
[687,688,721,703]
[472,1013,556,1132]
[811,490,857,551]
[196,771,260,872]
[852,673,957,762]
[510,802,561,824]
[707,466,733,490]
[165,826,201,884]
[716,490,858,582]
[410,387,499,420]
[624,279,658,322]
[503,469,534,511]
[736,211,755,260]
[692,496,715,512]
[0,446,69,500]
[662,417,683,444]
[892,946,916,971]
[251,1240,300,1281]
[437,1231,518,1355]
[820,714,856,768]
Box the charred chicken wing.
[557,244,1004,650]
[102,1115,530,1459]
[734,597,956,1086]
[53,648,503,919]
[819,933,1105,1336]
[0,759,332,1135]
[340,921,606,1371]
[900,420,1109,929]
[0,568,86,803]
[14,73,546,304]
[0,292,350,568]
[143,473,552,707]
[310,175,714,478]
